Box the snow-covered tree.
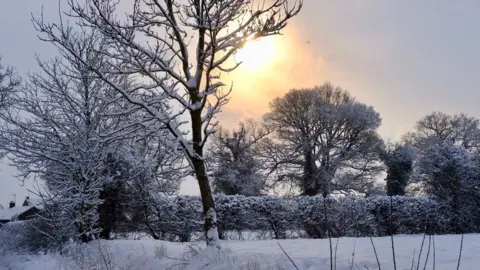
[263,83,384,197]
[0,32,182,242]
[0,34,119,242]
[381,144,415,196]
[405,112,480,152]
[404,112,480,202]
[415,142,479,232]
[104,139,186,239]
[209,119,270,196]
[33,0,302,247]
[0,56,19,111]
[0,57,19,159]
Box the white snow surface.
[1,234,479,270]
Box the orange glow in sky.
[235,38,277,71]
[219,25,330,128]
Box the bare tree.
[0,57,20,160]
[0,56,19,110]
[208,119,270,196]
[405,112,480,152]
[33,0,302,247]
[263,83,384,197]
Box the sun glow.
[235,38,277,71]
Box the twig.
[328,234,334,270]
[416,233,427,270]
[334,238,339,270]
[200,262,212,270]
[166,262,188,270]
[277,242,299,270]
[97,240,112,270]
[456,234,464,270]
[369,237,382,270]
[410,249,416,270]
[350,239,357,270]
[422,235,432,270]
[324,198,333,270]
[432,235,436,270]
[390,196,397,270]
[390,234,397,270]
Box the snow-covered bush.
[138,194,479,240]
[148,195,203,242]
[416,143,480,233]
[252,196,297,239]
[0,219,68,254]
[215,195,253,238]
[209,120,270,196]
[337,196,376,237]
[297,196,333,238]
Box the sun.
[235,38,277,71]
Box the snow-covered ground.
[1,234,478,270]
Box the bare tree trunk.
[303,149,319,196]
[191,109,219,248]
[320,168,334,198]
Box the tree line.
[210,86,480,204]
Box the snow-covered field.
[1,234,478,270]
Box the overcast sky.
[2,0,480,203]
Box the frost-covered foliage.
[0,222,36,254]
[263,83,384,196]
[98,143,184,240]
[0,219,68,254]
[415,142,480,232]
[209,120,269,196]
[147,195,203,242]
[136,194,477,241]
[416,143,476,198]
[403,112,480,201]
[382,144,416,196]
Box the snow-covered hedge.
[145,195,477,241]
[0,220,63,254]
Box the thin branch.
[390,196,397,270]
[369,237,382,270]
[416,233,427,270]
[456,234,464,270]
[410,249,416,270]
[432,235,436,270]
[277,242,299,270]
[422,235,432,270]
[350,238,357,270]
[334,238,339,270]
